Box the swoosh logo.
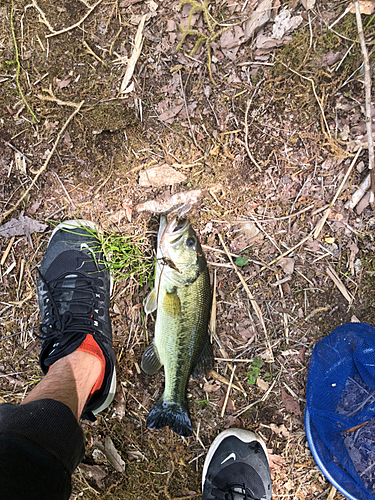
[221,452,236,464]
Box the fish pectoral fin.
[143,288,158,314]
[162,289,181,318]
[191,336,214,379]
[141,343,162,375]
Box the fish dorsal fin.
[191,337,214,379]
[162,289,181,318]
[143,288,158,314]
[141,342,162,375]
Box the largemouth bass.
[141,215,213,437]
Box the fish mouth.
[161,217,190,249]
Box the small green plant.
[247,357,276,385]
[235,255,249,267]
[196,398,210,408]
[100,232,154,287]
[235,250,249,267]
[247,358,263,385]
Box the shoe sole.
[92,369,117,415]
[50,219,116,416]
[202,428,270,491]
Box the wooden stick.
[44,0,104,38]
[244,81,263,171]
[326,265,353,304]
[221,365,235,417]
[314,147,362,239]
[1,102,84,224]
[354,0,375,203]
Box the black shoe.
[37,220,116,420]
[202,428,272,500]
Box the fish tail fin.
[146,397,192,437]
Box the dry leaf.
[119,14,146,94]
[112,390,126,422]
[219,26,244,60]
[0,214,47,238]
[78,464,107,489]
[278,257,295,275]
[109,209,128,224]
[139,165,187,187]
[281,388,301,416]
[270,423,290,438]
[243,0,272,40]
[272,9,303,40]
[267,449,284,470]
[56,77,71,89]
[301,0,316,9]
[218,395,235,412]
[127,450,147,461]
[158,103,184,123]
[349,0,375,15]
[136,189,202,213]
[256,377,269,391]
[255,34,291,50]
[94,436,125,473]
[203,381,221,393]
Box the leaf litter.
[1,0,375,498]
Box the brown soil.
[1,0,375,499]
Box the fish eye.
[186,237,196,248]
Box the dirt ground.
[1,0,375,498]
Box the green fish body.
[141,215,213,437]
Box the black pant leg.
[0,399,85,500]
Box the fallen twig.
[345,172,370,210]
[179,70,200,150]
[209,269,216,342]
[244,81,264,172]
[280,61,330,138]
[346,420,369,434]
[209,370,243,394]
[10,1,37,122]
[82,40,106,65]
[32,0,103,38]
[277,274,289,345]
[326,265,353,304]
[354,0,375,203]
[37,92,81,108]
[259,230,314,272]
[220,365,235,418]
[0,102,84,224]
[314,147,362,239]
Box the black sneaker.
[202,428,272,500]
[37,220,116,420]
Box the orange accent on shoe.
[77,334,106,396]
